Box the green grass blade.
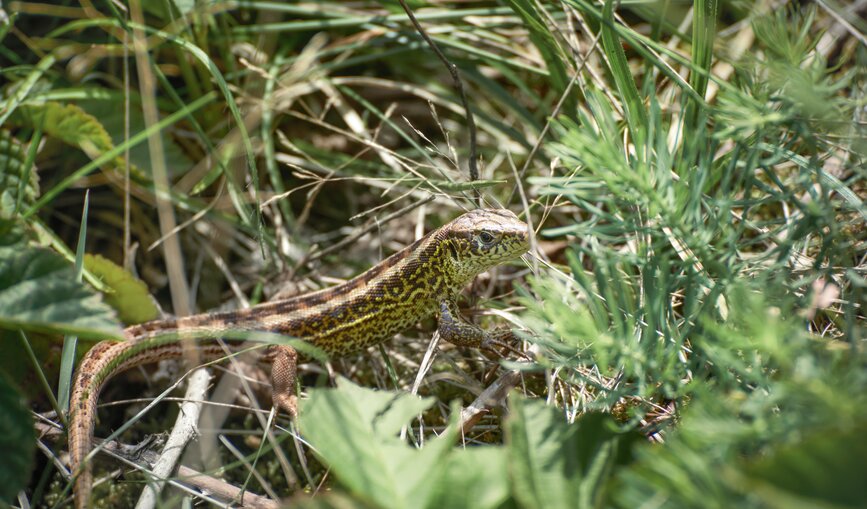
[600,0,648,136]
[57,191,89,412]
[504,0,578,119]
[687,0,718,128]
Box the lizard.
[68,208,530,508]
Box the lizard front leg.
[437,298,511,348]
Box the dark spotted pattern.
[69,208,529,509]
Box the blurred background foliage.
[0,0,864,507]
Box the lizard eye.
[478,231,495,244]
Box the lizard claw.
[273,393,299,419]
[481,328,530,360]
[480,329,511,351]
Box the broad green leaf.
[506,397,640,509]
[13,101,134,175]
[0,246,122,339]
[745,421,867,508]
[298,378,458,509]
[83,254,159,325]
[0,130,39,218]
[0,374,35,501]
[306,376,436,439]
[0,219,27,248]
[427,447,510,509]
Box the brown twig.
[459,369,522,435]
[176,465,280,509]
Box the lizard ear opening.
[445,240,460,260]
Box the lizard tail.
[66,330,296,507]
[69,340,118,509]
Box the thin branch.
[136,368,211,509]
[459,369,522,435]
[396,0,480,201]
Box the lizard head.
[441,208,530,283]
